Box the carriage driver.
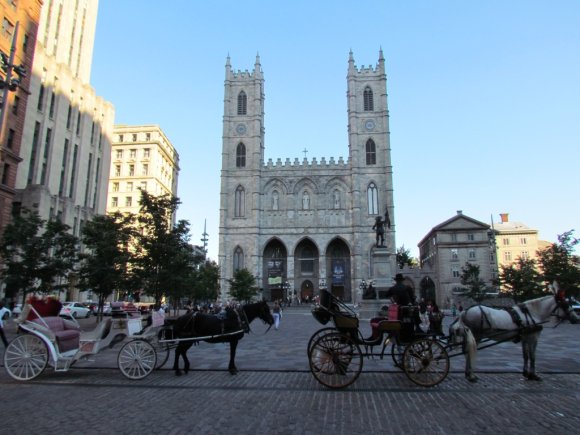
[384,274,423,333]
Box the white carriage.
[3,297,145,381]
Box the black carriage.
[307,290,450,389]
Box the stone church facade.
[218,50,397,303]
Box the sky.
[91,0,580,261]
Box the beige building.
[107,125,179,219]
[493,213,547,271]
[418,211,497,307]
[15,0,114,238]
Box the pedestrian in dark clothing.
[385,274,422,333]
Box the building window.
[1,163,10,185]
[233,247,244,271]
[237,91,247,115]
[234,186,245,217]
[143,148,150,158]
[128,164,134,176]
[112,182,119,192]
[451,233,457,242]
[468,233,475,241]
[118,134,124,142]
[521,251,529,259]
[37,84,45,111]
[469,249,476,260]
[132,133,137,142]
[127,182,133,192]
[452,267,460,278]
[111,197,118,207]
[300,247,315,274]
[503,238,510,245]
[451,249,458,261]
[116,149,123,159]
[365,139,376,165]
[140,181,147,191]
[76,112,81,135]
[114,164,121,177]
[49,93,56,118]
[6,128,15,149]
[520,237,527,245]
[2,18,15,39]
[125,196,132,207]
[12,95,19,115]
[236,143,246,168]
[504,251,512,262]
[145,133,151,141]
[66,105,72,129]
[130,149,136,158]
[142,164,148,175]
[367,182,378,215]
[363,86,374,111]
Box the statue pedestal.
[358,248,397,318]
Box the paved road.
[1,306,579,434]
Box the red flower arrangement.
[25,295,63,320]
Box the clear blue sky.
[91,0,580,260]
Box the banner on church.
[331,259,345,285]
[267,260,283,286]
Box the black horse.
[171,300,273,376]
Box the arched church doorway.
[263,239,287,302]
[325,238,351,301]
[294,238,319,302]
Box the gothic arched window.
[365,139,376,165]
[363,86,374,111]
[233,246,244,271]
[236,143,246,167]
[237,91,247,115]
[234,185,245,217]
[367,182,379,215]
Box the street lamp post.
[283,281,290,303]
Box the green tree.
[460,262,488,303]
[396,245,418,269]
[78,212,136,316]
[537,230,579,298]
[133,190,195,305]
[499,257,544,302]
[228,268,259,303]
[192,260,220,303]
[0,209,78,304]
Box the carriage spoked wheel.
[118,339,157,380]
[390,339,405,370]
[402,338,449,387]
[4,334,49,381]
[308,331,363,389]
[153,342,170,370]
[306,327,336,356]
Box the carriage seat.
[31,316,81,353]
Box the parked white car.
[59,302,92,318]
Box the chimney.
[457,210,463,215]
[500,213,509,223]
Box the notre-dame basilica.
[218,50,397,303]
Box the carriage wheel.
[308,331,363,389]
[153,342,170,369]
[390,338,405,370]
[402,338,449,387]
[306,327,336,356]
[4,334,49,381]
[118,339,156,380]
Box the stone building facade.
[107,124,179,220]
[14,0,114,238]
[218,51,397,303]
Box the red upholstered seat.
[32,316,81,353]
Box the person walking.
[272,301,282,330]
[0,302,11,347]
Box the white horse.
[450,283,578,382]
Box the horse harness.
[468,304,542,342]
[179,307,250,337]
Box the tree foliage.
[132,190,197,305]
[0,209,78,303]
[192,260,220,303]
[227,268,259,303]
[499,257,544,302]
[78,212,136,315]
[396,245,418,269]
[460,262,488,303]
[537,230,579,298]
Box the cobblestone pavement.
[1,306,579,434]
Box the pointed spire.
[379,47,384,62]
[255,51,261,66]
[348,49,355,73]
[225,54,231,79]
